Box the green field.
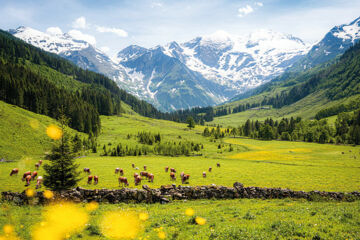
[1,101,360,239]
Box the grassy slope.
[1,113,359,193]
[1,199,359,240]
[210,92,360,126]
[0,100,85,161]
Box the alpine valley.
[9,16,360,112]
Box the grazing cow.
[118,176,129,187]
[87,175,93,184]
[135,176,142,186]
[134,173,139,178]
[84,168,91,174]
[132,163,135,168]
[170,172,176,181]
[39,160,43,165]
[181,174,190,184]
[208,167,212,172]
[94,176,99,185]
[143,165,147,171]
[10,168,19,176]
[217,163,221,168]
[148,173,154,183]
[25,175,32,186]
[140,171,148,178]
[35,163,40,170]
[115,168,120,174]
[31,171,38,180]
[165,166,169,172]
[202,172,206,178]
[36,176,43,189]
[170,168,176,173]
[22,171,31,181]
[119,168,124,176]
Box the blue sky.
[1,0,359,56]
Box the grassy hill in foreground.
[0,100,85,160]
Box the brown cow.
[132,163,135,168]
[84,168,91,174]
[22,171,31,181]
[143,165,147,171]
[140,171,148,178]
[165,166,169,172]
[118,176,129,187]
[25,175,32,186]
[181,174,190,184]
[134,176,142,186]
[119,168,124,176]
[115,168,120,174]
[31,171,38,180]
[202,172,206,178]
[94,176,99,185]
[217,163,221,168]
[134,173,139,178]
[87,175,93,184]
[35,163,40,170]
[148,173,154,183]
[208,167,212,172]
[170,168,176,173]
[170,172,176,181]
[36,176,43,189]
[10,168,19,176]
[39,160,43,165]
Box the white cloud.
[238,5,254,18]
[96,26,128,37]
[72,16,87,29]
[68,30,96,45]
[99,46,110,53]
[255,2,263,7]
[46,27,63,35]
[151,2,163,8]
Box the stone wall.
[2,182,359,205]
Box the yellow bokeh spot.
[85,201,99,212]
[33,202,88,240]
[185,208,194,216]
[195,217,206,225]
[158,231,166,239]
[29,119,40,129]
[101,210,142,239]
[26,188,35,197]
[46,125,63,140]
[43,190,54,199]
[3,224,14,234]
[139,212,149,221]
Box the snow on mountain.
[332,17,360,43]
[162,29,310,92]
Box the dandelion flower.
[101,210,142,239]
[195,217,206,225]
[185,208,194,216]
[43,190,54,199]
[26,188,35,197]
[46,125,62,140]
[158,231,166,239]
[3,224,14,234]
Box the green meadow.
[0,101,360,239]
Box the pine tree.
[43,114,82,191]
[187,116,195,129]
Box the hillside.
[210,41,360,126]
[0,100,85,160]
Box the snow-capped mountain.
[9,26,130,84]
[291,17,360,70]
[160,30,310,92]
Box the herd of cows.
[8,161,222,189]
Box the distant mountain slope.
[290,16,360,71]
[213,40,360,121]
